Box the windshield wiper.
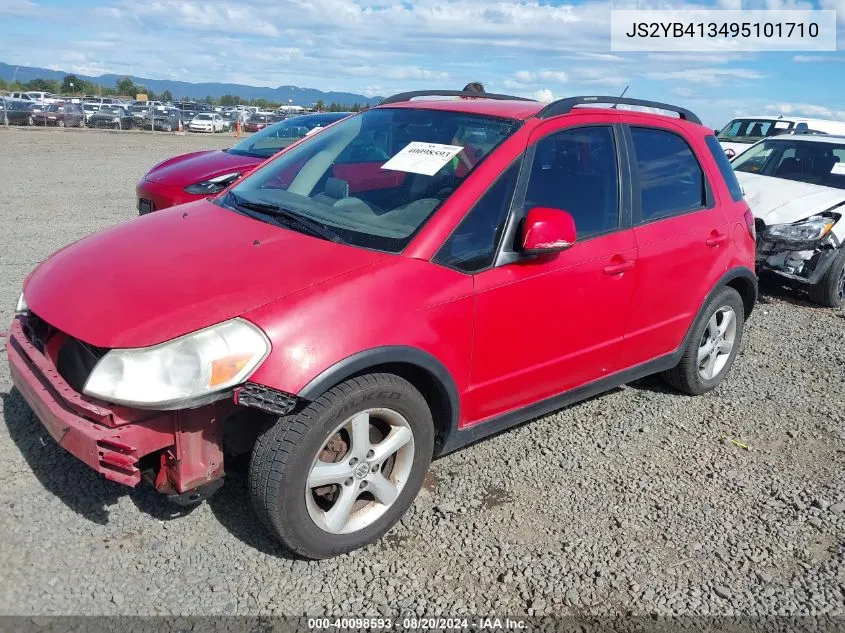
[226,192,345,244]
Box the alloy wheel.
[305,408,415,535]
[697,306,737,380]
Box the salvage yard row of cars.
[0,94,294,132]
[6,90,845,560]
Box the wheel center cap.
[354,462,370,478]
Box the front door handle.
[705,232,729,247]
[603,259,635,275]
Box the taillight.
[743,208,755,240]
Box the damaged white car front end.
[737,172,845,306]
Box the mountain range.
[0,62,383,105]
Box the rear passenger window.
[523,126,619,239]
[704,135,744,202]
[630,127,706,221]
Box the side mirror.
[520,207,577,256]
[714,129,721,136]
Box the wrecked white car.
[733,133,845,308]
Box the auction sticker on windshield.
[381,142,464,176]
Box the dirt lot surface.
[0,127,843,617]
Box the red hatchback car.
[9,91,756,558]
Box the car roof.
[376,94,703,127]
[379,98,543,120]
[762,133,845,145]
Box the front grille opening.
[56,338,108,392]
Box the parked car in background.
[87,105,135,129]
[31,102,84,127]
[83,96,121,106]
[718,116,845,159]
[136,107,185,132]
[13,92,756,559]
[243,112,283,132]
[136,112,351,213]
[23,91,60,105]
[5,101,40,125]
[733,133,845,307]
[188,112,226,133]
[82,102,101,122]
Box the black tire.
[249,373,434,559]
[808,248,845,308]
[27,116,33,126]
[661,286,745,395]
[58,119,65,127]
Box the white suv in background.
[718,116,845,159]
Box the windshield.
[718,118,793,143]
[733,139,845,189]
[229,113,351,159]
[223,107,521,253]
[195,113,212,120]
[100,106,120,115]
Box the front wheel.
[249,373,434,559]
[58,119,65,127]
[661,286,745,395]
[808,248,845,309]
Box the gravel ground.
[0,127,843,618]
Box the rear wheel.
[808,248,845,309]
[27,115,33,126]
[249,373,434,559]
[662,286,745,395]
[58,119,65,127]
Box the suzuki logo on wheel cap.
[354,462,370,478]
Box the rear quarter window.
[705,136,744,202]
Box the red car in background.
[31,102,84,127]
[10,91,756,559]
[243,112,285,133]
[136,112,351,213]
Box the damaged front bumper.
[6,316,229,497]
[755,233,841,285]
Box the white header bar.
[611,9,837,52]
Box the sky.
[0,0,843,128]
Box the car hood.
[737,172,845,225]
[23,200,388,348]
[144,149,260,185]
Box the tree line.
[0,75,370,111]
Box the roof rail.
[379,90,536,105]
[537,96,702,125]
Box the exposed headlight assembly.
[83,318,270,409]
[762,215,837,243]
[184,171,242,195]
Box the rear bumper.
[6,317,226,492]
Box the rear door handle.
[705,233,729,247]
[603,259,635,275]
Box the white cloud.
[642,67,765,84]
[792,55,845,62]
[534,88,555,102]
[764,103,845,121]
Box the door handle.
[705,232,728,247]
[603,259,635,275]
